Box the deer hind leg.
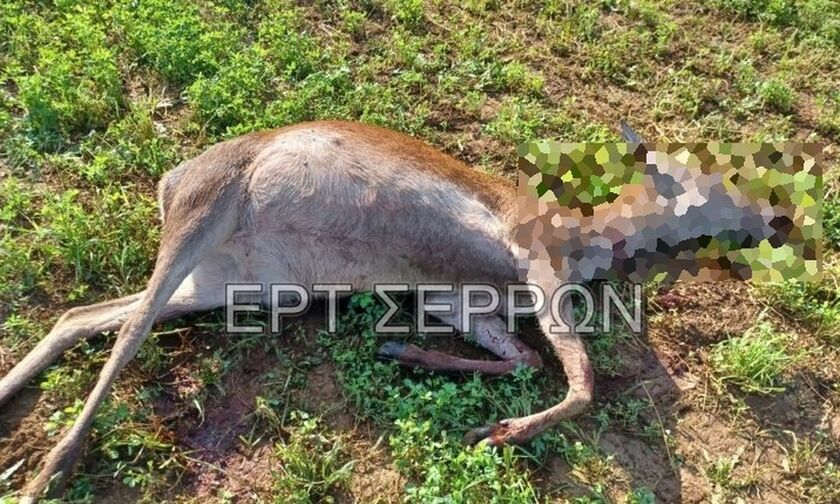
[19,272,235,502]
[0,293,143,407]
[377,291,542,375]
[463,292,593,445]
[20,159,244,502]
[0,281,226,408]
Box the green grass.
[710,318,800,395]
[757,78,795,113]
[319,293,552,501]
[318,293,655,502]
[703,448,760,499]
[31,337,186,500]
[0,177,159,304]
[716,0,840,46]
[780,435,840,503]
[273,411,355,503]
[822,195,840,249]
[757,253,840,343]
[3,2,124,152]
[114,0,242,86]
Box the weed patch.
[710,317,800,394]
[273,411,354,503]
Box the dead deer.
[1,120,802,501]
[3,121,600,501]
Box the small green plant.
[79,98,180,181]
[0,313,40,351]
[716,0,840,46]
[484,98,548,143]
[626,486,656,504]
[187,46,277,136]
[710,318,799,394]
[780,434,840,503]
[341,9,367,37]
[705,451,738,485]
[822,197,840,248]
[273,411,354,503]
[38,186,160,294]
[498,61,545,96]
[703,448,751,495]
[40,366,93,402]
[758,78,794,112]
[390,418,539,503]
[41,390,182,499]
[383,0,425,28]
[757,254,840,343]
[604,396,654,433]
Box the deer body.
[5,121,591,502]
[166,122,519,295]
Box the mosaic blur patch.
[517,142,823,283]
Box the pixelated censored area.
[517,142,823,283]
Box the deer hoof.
[463,419,535,446]
[462,424,494,445]
[376,341,407,361]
